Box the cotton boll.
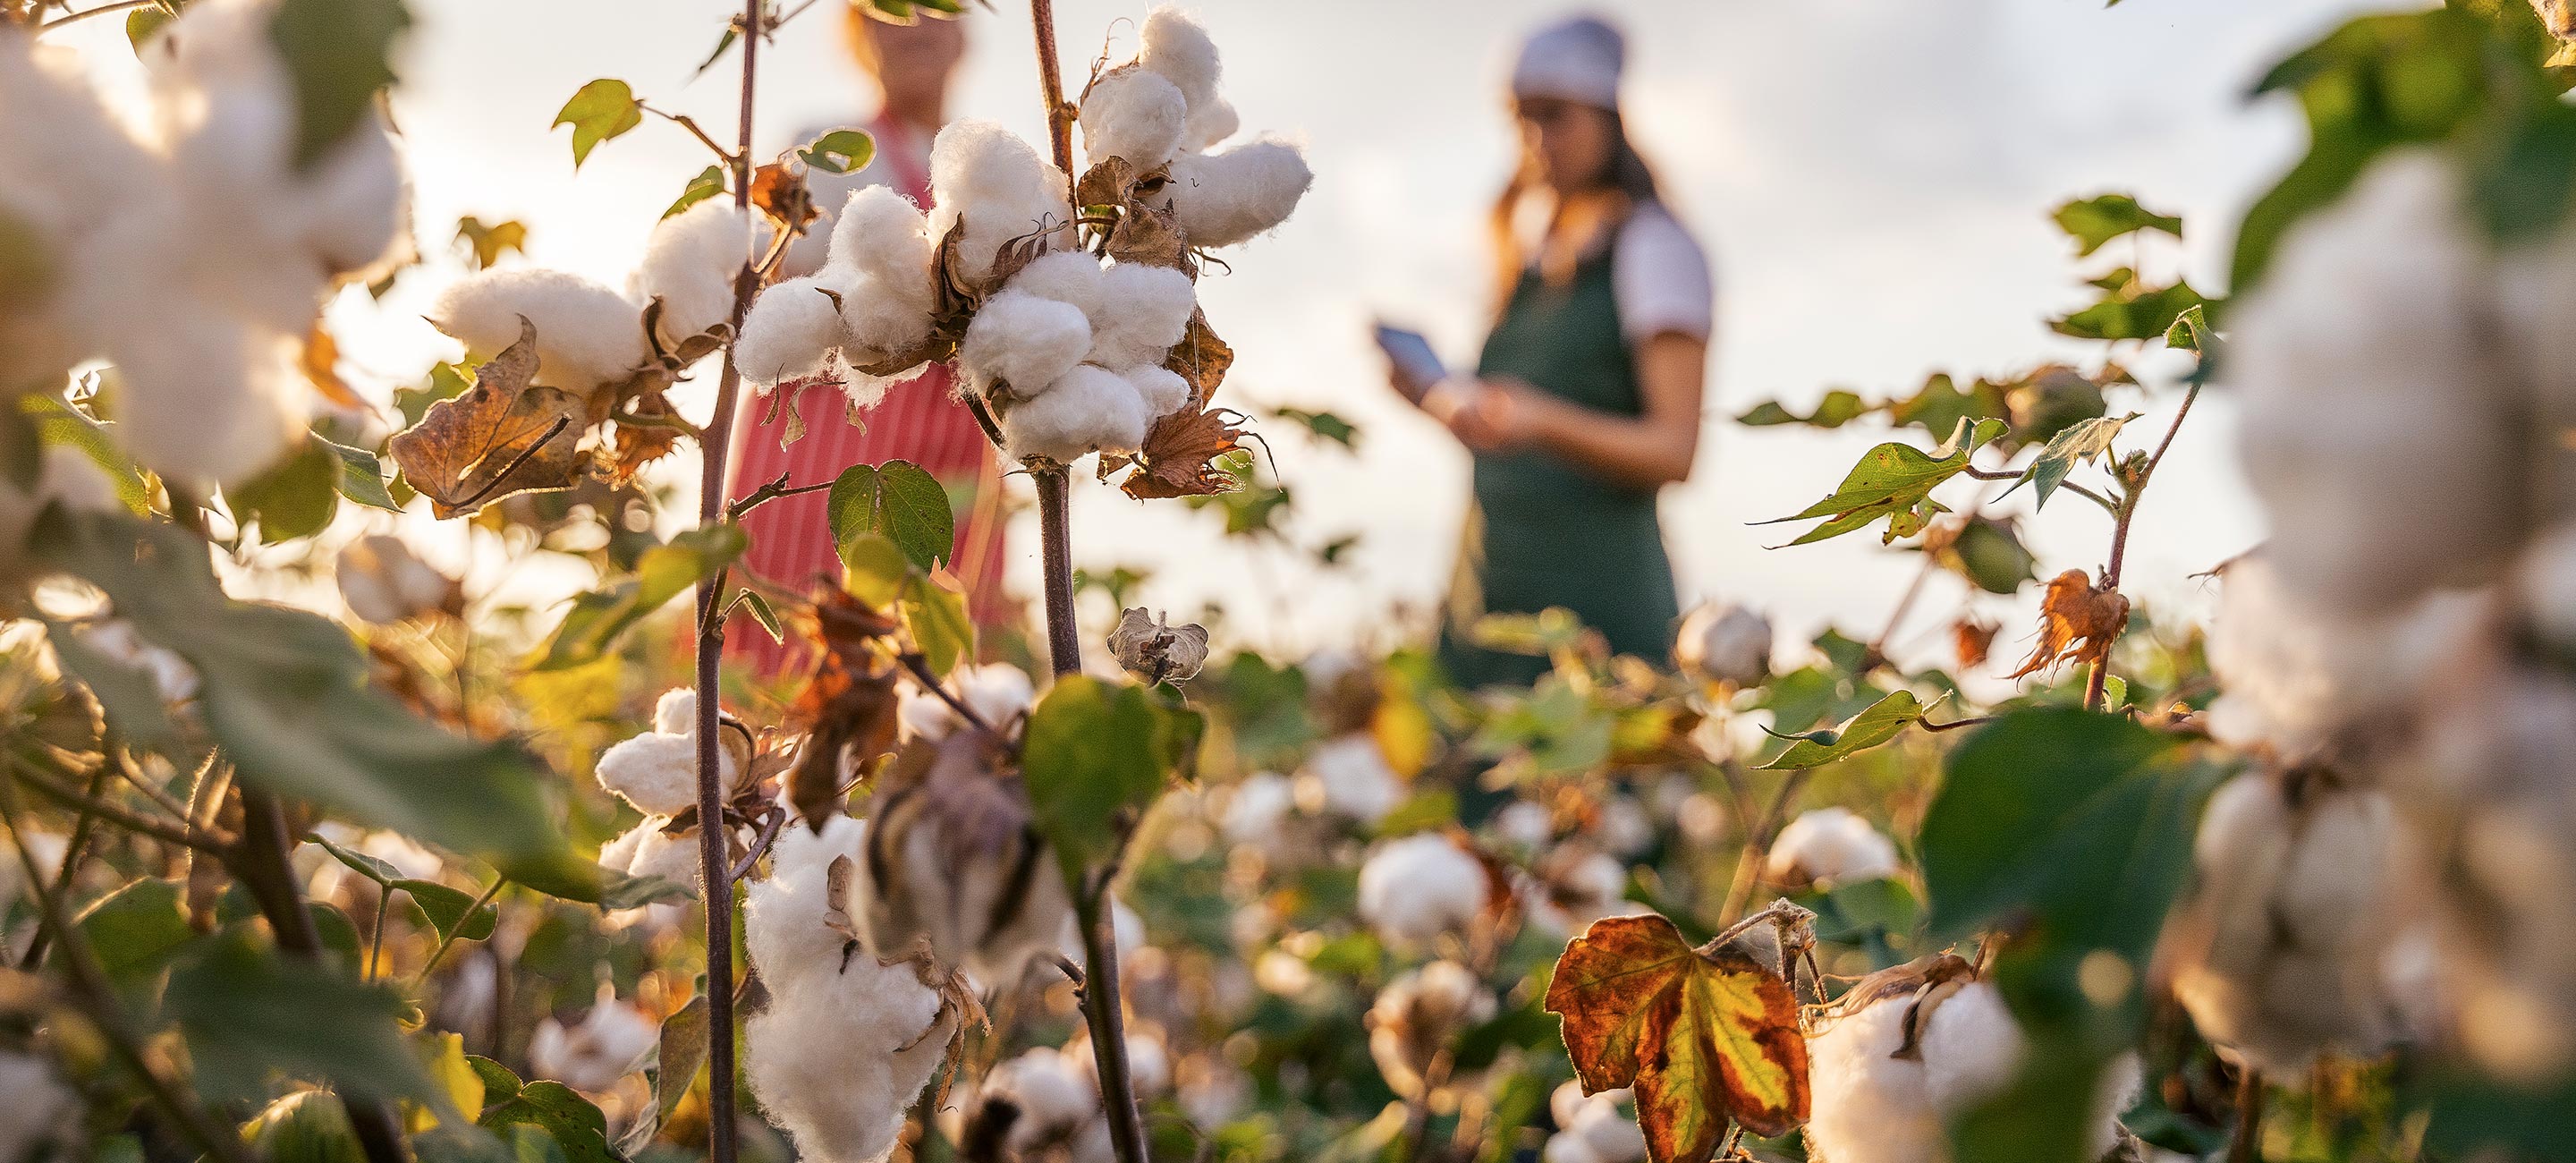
[1301,734,1402,825]
[1491,800,1555,853]
[1549,1090,1648,1163]
[745,814,869,983]
[1080,67,1189,171]
[978,1047,1099,1155]
[530,983,658,1091]
[1222,772,1296,844]
[428,267,649,390]
[1137,7,1223,114]
[733,275,849,389]
[1157,140,1312,250]
[897,664,1037,742]
[634,199,759,349]
[962,291,1094,399]
[838,273,937,364]
[1086,262,1198,369]
[925,121,1072,290]
[1767,807,1901,887]
[108,311,309,488]
[1005,251,1107,319]
[0,35,163,390]
[1915,981,2027,1112]
[296,115,408,281]
[745,921,951,1163]
[826,184,933,291]
[1368,960,1496,1098]
[1674,601,1773,687]
[653,688,700,738]
[1804,991,1944,1163]
[597,821,648,872]
[2203,553,2482,766]
[625,823,702,888]
[1121,364,1192,420]
[595,732,702,818]
[1002,364,1151,463]
[1358,833,1489,947]
[1182,97,1239,153]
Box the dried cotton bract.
[1368,960,1497,1099]
[1357,833,1490,948]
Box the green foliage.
[227,437,342,542]
[1738,388,1867,429]
[796,128,877,174]
[242,1091,369,1163]
[1022,676,1185,882]
[75,877,192,997]
[2051,193,2182,257]
[553,80,642,169]
[15,393,149,514]
[1756,690,1928,769]
[2052,279,2208,342]
[527,524,747,672]
[454,217,530,270]
[665,166,726,220]
[468,1057,619,1163]
[1757,418,2004,547]
[1272,406,1360,449]
[2008,412,2137,511]
[268,0,411,169]
[1929,514,2036,596]
[826,460,953,572]
[165,928,447,1109]
[321,436,403,512]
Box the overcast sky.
[63,0,2403,669]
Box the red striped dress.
[721,114,1009,675]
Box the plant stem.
[2083,381,2201,711]
[412,876,505,988]
[17,762,106,970]
[2231,1067,2264,1163]
[691,4,765,1159]
[5,756,215,852]
[1072,879,1149,1163]
[1034,469,1081,675]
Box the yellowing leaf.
[553,79,641,169]
[1757,417,2004,548]
[387,319,588,518]
[1546,913,1810,1160]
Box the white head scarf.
[1511,14,1624,111]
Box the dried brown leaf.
[2005,568,2131,679]
[750,162,816,231]
[606,389,683,486]
[1162,308,1233,409]
[1953,615,1998,670]
[783,587,904,828]
[301,320,365,409]
[387,318,590,518]
[1118,405,1245,500]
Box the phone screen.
[1373,324,1450,401]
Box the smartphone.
[1373,323,1450,402]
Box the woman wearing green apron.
[1403,14,1714,689]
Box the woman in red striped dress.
[723,10,1010,675]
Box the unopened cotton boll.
[1080,67,1190,171]
[1137,7,1223,114]
[1302,734,1402,824]
[633,199,761,349]
[962,291,1094,398]
[1674,601,1774,688]
[1085,262,1198,369]
[925,121,1072,290]
[733,276,851,389]
[428,267,649,390]
[1002,364,1151,463]
[1358,833,1489,947]
[1122,364,1192,420]
[530,983,657,1092]
[1158,140,1312,249]
[1767,807,1901,887]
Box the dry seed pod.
[853,727,1072,980]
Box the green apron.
[1440,245,1680,690]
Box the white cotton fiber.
[595,733,701,818]
[108,311,308,488]
[654,688,699,736]
[1221,772,1296,845]
[746,870,951,1163]
[1160,139,1311,249]
[1915,981,2028,1113]
[979,1047,1099,1154]
[827,185,932,289]
[1183,97,1240,153]
[2202,553,2480,765]
[1766,807,1901,887]
[0,32,169,391]
[1004,251,1107,318]
[1121,364,1192,419]
[1303,734,1401,824]
[838,274,937,364]
[961,291,1094,398]
[1674,601,1773,687]
[1804,993,1943,1163]
[1086,262,1197,369]
[1080,67,1189,171]
[1358,833,1488,947]
[735,276,850,389]
[925,120,1072,289]
[1001,364,1150,463]
[895,663,1038,742]
[597,821,648,872]
[634,199,758,349]
[746,814,868,979]
[1138,8,1223,114]
[624,823,702,888]
[428,267,650,390]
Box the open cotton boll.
[2204,553,2483,765]
[624,823,702,888]
[746,899,950,1163]
[596,732,702,818]
[1767,807,1901,886]
[1674,601,1773,687]
[296,115,408,280]
[962,291,1094,398]
[0,35,166,391]
[597,821,648,873]
[1005,251,1108,319]
[1080,67,1189,171]
[634,199,761,349]
[838,274,937,362]
[746,814,868,981]
[978,1047,1100,1156]
[827,184,933,288]
[1914,981,2027,1112]
[1086,262,1197,369]
[530,983,658,1092]
[110,312,308,488]
[1121,364,1192,420]
[1545,1085,1648,1163]
[1183,97,1240,153]
[734,276,850,390]
[1159,140,1312,250]
[653,688,702,737]
[925,121,1072,289]
[1358,833,1489,947]
[428,267,649,390]
[1302,734,1402,824]
[1001,364,1150,463]
[1138,7,1223,114]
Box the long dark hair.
[1489,104,1665,310]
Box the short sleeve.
[1612,204,1714,344]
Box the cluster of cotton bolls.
[1544,1082,1648,1163]
[1357,832,1491,949]
[529,982,660,1094]
[1077,8,1313,250]
[1367,959,1497,1099]
[1766,807,1902,888]
[743,814,953,1163]
[0,0,408,488]
[1804,961,2138,1163]
[960,1031,1172,1163]
[594,690,741,889]
[1674,600,1775,690]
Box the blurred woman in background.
[723,8,1009,675]
[1399,14,1714,688]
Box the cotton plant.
[594,689,747,887]
[529,981,660,1094]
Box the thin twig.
[897,652,993,734]
[727,808,785,884]
[18,760,107,970]
[1919,714,1996,733]
[107,746,194,823]
[412,876,506,985]
[643,104,740,166]
[724,471,839,522]
[6,758,217,852]
[2085,381,2201,709]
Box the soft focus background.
[62,0,2392,664]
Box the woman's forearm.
[1520,391,1697,490]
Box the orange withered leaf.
[750,162,816,231]
[1953,615,1999,670]
[1545,913,1810,1160]
[387,318,589,518]
[2006,568,2131,679]
[606,388,684,486]
[1119,405,1246,500]
[783,587,903,828]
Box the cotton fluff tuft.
[1158,140,1313,249]
[746,813,951,1163]
[1080,67,1190,171]
[633,199,762,349]
[1810,976,2136,1163]
[1137,7,1223,113]
[1766,807,1901,886]
[1005,250,1108,318]
[2203,553,2481,766]
[594,691,739,817]
[977,1047,1100,1156]
[0,31,167,390]
[827,185,934,291]
[962,291,1094,398]
[653,688,700,737]
[925,121,1072,290]
[1301,734,1402,824]
[895,664,1038,742]
[529,983,657,1092]
[1674,601,1774,687]
[839,277,938,364]
[1358,833,1489,947]
[1184,97,1240,154]
[1086,262,1198,369]
[1122,364,1192,420]
[733,276,851,389]
[428,267,650,390]
[1002,364,1151,463]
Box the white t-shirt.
[1514,199,1716,344]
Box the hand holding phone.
[1373,323,1450,403]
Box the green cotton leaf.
[691,24,741,79]
[595,868,694,911]
[2051,279,2208,342]
[837,532,909,607]
[242,1091,369,1163]
[616,995,707,1156]
[268,0,410,169]
[665,166,727,221]
[1884,374,2011,441]
[552,79,642,170]
[309,833,402,887]
[2421,1069,2576,1163]
[2005,412,2138,510]
[2162,302,2211,353]
[30,510,598,902]
[729,589,783,644]
[2050,193,2182,257]
[902,573,974,677]
[226,437,341,542]
[827,461,955,572]
[1021,676,1179,881]
[395,879,497,944]
[165,928,449,1111]
[74,877,192,996]
[1736,388,1867,429]
[124,4,176,52]
[481,1079,617,1163]
[318,435,402,512]
[527,524,746,672]
[453,216,529,271]
[1933,514,2038,596]
[1757,417,2005,548]
[796,128,877,174]
[1755,689,1928,769]
[1272,405,1360,448]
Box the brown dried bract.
[1953,615,1999,670]
[750,162,817,232]
[783,588,904,829]
[2006,568,2130,679]
[605,388,683,486]
[1118,405,1246,500]
[387,318,590,518]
